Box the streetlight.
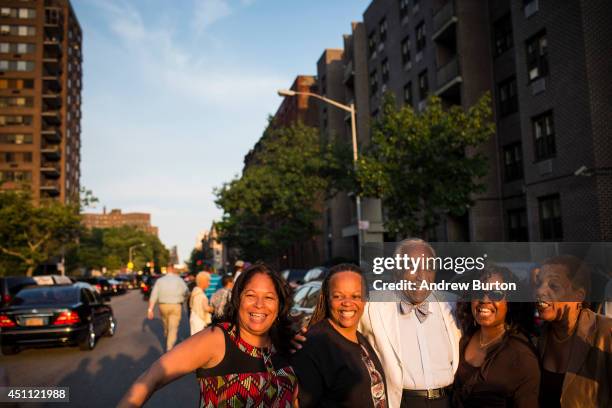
[128,243,146,268]
[277,89,364,264]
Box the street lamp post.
[277,89,364,264]
[128,243,146,268]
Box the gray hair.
[393,238,436,258]
[196,271,211,286]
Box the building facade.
[0,0,82,203]
[82,208,159,236]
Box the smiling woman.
[117,264,297,408]
[291,264,388,408]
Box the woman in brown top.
[533,255,611,408]
[453,265,540,408]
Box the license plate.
[25,317,44,326]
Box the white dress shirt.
[398,294,454,389]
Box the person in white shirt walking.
[189,272,213,335]
[147,265,189,351]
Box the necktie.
[400,300,430,323]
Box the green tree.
[0,191,82,276]
[358,93,494,238]
[214,122,351,261]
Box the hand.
[290,326,308,354]
[147,309,154,320]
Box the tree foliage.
[214,122,352,262]
[0,191,82,276]
[357,93,494,238]
[75,226,170,274]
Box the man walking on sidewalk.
[147,264,189,351]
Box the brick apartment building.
[81,208,159,236]
[0,0,82,203]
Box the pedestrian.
[210,274,233,319]
[533,255,611,408]
[453,265,540,407]
[189,271,213,335]
[291,263,388,407]
[233,259,245,282]
[118,264,297,408]
[205,265,222,299]
[147,264,189,352]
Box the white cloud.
[192,0,232,34]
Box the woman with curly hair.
[453,265,540,408]
[118,263,297,407]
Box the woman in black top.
[291,263,388,408]
[453,265,540,408]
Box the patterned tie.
[400,300,430,323]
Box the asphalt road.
[1,290,199,408]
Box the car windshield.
[11,287,80,306]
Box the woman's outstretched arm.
[117,326,225,407]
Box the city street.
[1,291,199,407]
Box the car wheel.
[1,344,19,355]
[105,315,117,337]
[79,322,96,351]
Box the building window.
[493,13,513,57]
[416,22,426,52]
[0,42,35,54]
[539,194,562,240]
[368,31,377,57]
[401,36,411,67]
[503,143,523,181]
[418,70,428,100]
[533,111,555,160]
[379,18,388,43]
[0,78,34,89]
[0,151,31,163]
[321,75,326,96]
[498,76,518,117]
[0,115,32,126]
[0,170,31,183]
[0,60,35,72]
[399,0,409,19]
[0,25,35,36]
[526,31,548,81]
[0,133,32,144]
[381,59,390,84]
[507,209,528,241]
[0,8,35,19]
[403,82,413,106]
[369,70,378,95]
[0,96,32,108]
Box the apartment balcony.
[42,128,61,143]
[41,145,61,161]
[42,111,61,126]
[40,181,60,197]
[43,77,62,93]
[40,162,60,178]
[343,60,354,87]
[42,93,62,110]
[433,1,458,42]
[43,40,62,59]
[43,57,62,75]
[435,58,462,106]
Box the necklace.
[551,326,576,343]
[479,329,505,348]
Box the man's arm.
[148,280,160,319]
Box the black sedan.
[72,277,113,298]
[0,283,116,355]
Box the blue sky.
[73,0,371,262]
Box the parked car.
[115,275,137,290]
[289,281,322,331]
[280,269,308,289]
[0,276,37,308]
[140,275,160,300]
[32,275,73,286]
[303,266,329,283]
[0,283,116,354]
[72,277,113,298]
[108,279,126,295]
